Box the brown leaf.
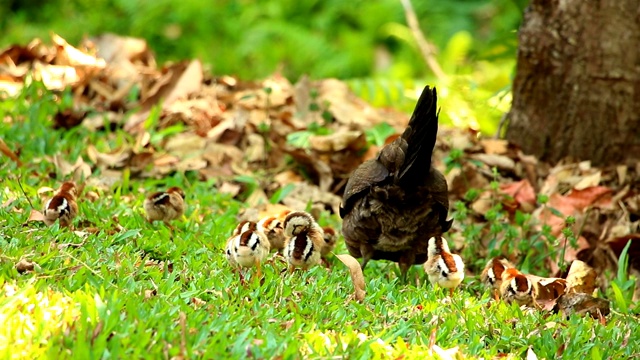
[565,260,597,295]
[0,138,21,166]
[27,209,46,223]
[335,254,366,302]
[285,148,333,191]
[527,275,567,301]
[500,179,537,213]
[469,153,515,171]
[309,131,366,152]
[15,259,35,273]
[480,139,509,155]
[86,145,131,168]
[53,109,87,129]
[555,292,610,318]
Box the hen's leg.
[398,251,416,283]
[359,243,374,270]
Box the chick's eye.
[441,270,447,278]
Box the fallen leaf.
[573,171,601,190]
[27,209,45,223]
[15,259,35,273]
[565,260,597,295]
[527,275,567,301]
[469,153,515,171]
[555,292,610,318]
[0,138,21,166]
[309,131,365,152]
[526,347,538,360]
[335,254,366,302]
[480,138,509,155]
[500,179,537,213]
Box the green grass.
[1,86,639,359]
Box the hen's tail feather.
[397,86,439,187]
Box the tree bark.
[506,0,640,166]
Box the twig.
[15,174,35,209]
[399,0,446,79]
[179,311,187,358]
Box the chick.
[282,211,324,271]
[499,268,537,308]
[480,257,516,300]
[424,237,465,296]
[320,226,337,257]
[144,187,185,229]
[257,216,286,253]
[43,181,79,228]
[225,221,270,279]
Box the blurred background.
[1,0,528,133]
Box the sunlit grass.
[1,86,639,359]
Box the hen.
[340,86,451,280]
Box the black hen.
[340,86,451,280]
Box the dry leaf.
[500,179,537,213]
[526,347,539,360]
[566,260,597,295]
[573,171,601,190]
[0,138,21,166]
[15,259,35,273]
[469,153,515,171]
[27,209,46,223]
[527,275,567,301]
[480,139,509,155]
[555,292,610,318]
[431,345,460,360]
[309,131,365,152]
[335,254,366,302]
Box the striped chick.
[144,186,185,230]
[499,268,537,308]
[282,211,324,271]
[225,221,270,279]
[424,237,465,296]
[43,181,79,228]
[257,216,286,253]
[480,257,516,300]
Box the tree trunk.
[505,0,640,166]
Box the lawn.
[1,84,639,359]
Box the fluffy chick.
[480,257,516,300]
[282,211,324,271]
[225,221,270,279]
[424,237,465,296]
[257,216,286,253]
[43,181,79,228]
[499,268,537,308]
[144,187,185,229]
[320,226,337,257]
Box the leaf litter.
[1,33,638,319]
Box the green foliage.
[609,240,636,314]
[2,0,522,81]
[1,80,640,359]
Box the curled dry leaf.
[15,259,35,273]
[0,138,21,166]
[527,275,567,304]
[335,254,366,302]
[565,260,597,295]
[480,138,509,155]
[469,153,515,171]
[555,292,610,318]
[27,209,46,223]
[500,179,537,213]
